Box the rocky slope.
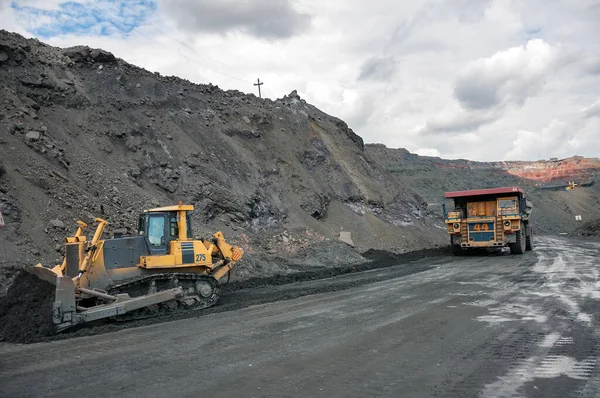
[0,30,598,287]
[366,145,600,235]
[417,154,600,183]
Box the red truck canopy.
[444,186,524,199]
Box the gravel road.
[1,236,599,398]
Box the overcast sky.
[2,0,599,161]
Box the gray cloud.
[159,0,311,39]
[453,78,501,110]
[453,39,557,111]
[358,56,396,81]
[421,110,498,135]
[583,101,600,119]
[582,55,600,76]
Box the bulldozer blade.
[54,276,77,330]
[26,264,59,285]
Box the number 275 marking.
[195,254,206,262]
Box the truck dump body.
[445,186,525,198]
[443,186,533,255]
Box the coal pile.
[572,218,600,238]
[0,270,56,343]
[224,246,450,291]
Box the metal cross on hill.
[254,78,264,98]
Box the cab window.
[147,215,165,247]
[170,216,178,237]
[138,216,146,236]
[498,199,516,208]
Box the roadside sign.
[0,211,4,227]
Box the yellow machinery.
[443,187,533,255]
[566,177,588,191]
[28,203,244,332]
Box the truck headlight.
[504,221,511,227]
[453,223,460,229]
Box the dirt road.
[1,236,599,397]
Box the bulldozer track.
[105,273,221,323]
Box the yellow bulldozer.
[28,203,244,332]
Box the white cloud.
[415,148,441,157]
[504,117,599,161]
[505,120,570,160]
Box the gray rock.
[242,116,251,124]
[25,131,41,142]
[0,51,8,62]
[112,228,127,237]
[63,46,90,62]
[19,75,46,88]
[338,231,355,247]
[129,167,141,179]
[49,219,65,229]
[90,48,117,64]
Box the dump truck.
[28,203,244,332]
[442,186,533,255]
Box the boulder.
[49,219,65,229]
[25,131,41,142]
[90,48,117,64]
[63,46,90,62]
[338,231,355,247]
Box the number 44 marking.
[473,223,489,231]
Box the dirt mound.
[571,218,600,237]
[224,246,449,291]
[0,270,56,343]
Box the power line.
[81,0,250,86]
[261,86,278,100]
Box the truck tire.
[525,224,534,251]
[452,245,464,256]
[509,221,526,254]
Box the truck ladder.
[496,215,504,242]
[461,222,469,243]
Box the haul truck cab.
[442,186,533,255]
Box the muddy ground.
[2,236,599,398]
[0,246,449,344]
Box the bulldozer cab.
[138,205,193,256]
